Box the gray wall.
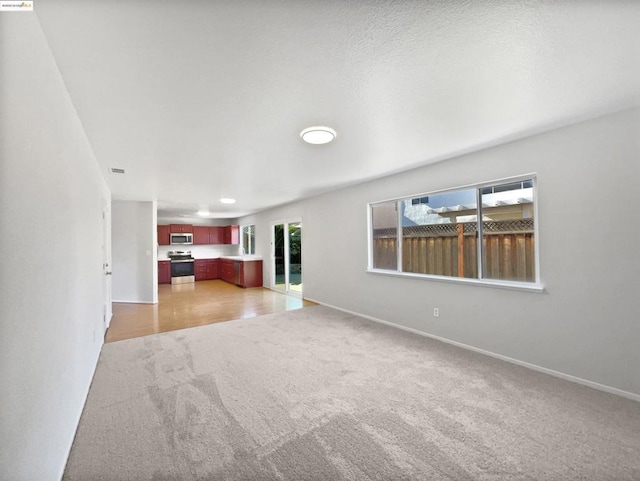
[112,200,158,303]
[0,14,111,481]
[240,108,640,398]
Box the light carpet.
[64,305,640,480]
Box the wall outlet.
[433,307,440,318]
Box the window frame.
[241,224,255,255]
[367,174,543,292]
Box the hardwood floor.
[105,280,317,343]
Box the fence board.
[373,219,535,282]
[374,220,535,282]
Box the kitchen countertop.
[158,256,263,261]
[220,255,263,261]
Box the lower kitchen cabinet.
[219,259,262,288]
[158,260,171,284]
[192,258,263,287]
[238,260,263,288]
[219,259,234,283]
[195,258,219,281]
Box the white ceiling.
[35,1,640,219]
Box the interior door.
[272,220,302,297]
[102,203,113,331]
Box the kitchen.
[158,223,263,289]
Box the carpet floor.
[64,305,640,480]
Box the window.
[369,176,538,287]
[241,225,255,255]
[371,202,398,270]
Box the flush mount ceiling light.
[220,198,236,205]
[197,204,210,216]
[300,126,336,144]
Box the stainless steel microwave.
[170,233,193,245]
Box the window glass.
[369,176,538,286]
[241,225,255,255]
[371,202,398,270]
[401,189,478,278]
[481,180,535,282]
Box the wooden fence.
[373,219,535,282]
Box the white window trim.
[367,173,543,292]
[241,224,255,255]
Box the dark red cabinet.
[159,224,236,245]
[158,260,171,284]
[195,258,219,281]
[224,225,239,245]
[218,259,262,287]
[193,226,210,245]
[238,260,263,288]
[193,226,226,245]
[194,258,262,287]
[219,259,234,283]
[211,226,224,244]
[157,225,171,246]
[169,224,193,234]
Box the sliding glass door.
[272,220,302,297]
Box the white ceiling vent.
[110,167,125,174]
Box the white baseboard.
[306,298,640,403]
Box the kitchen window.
[241,225,255,255]
[368,176,541,290]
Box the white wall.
[0,13,111,481]
[112,200,157,303]
[240,108,640,398]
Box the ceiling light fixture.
[197,210,210,217]
[220,198,236,204]
[300,126,336,145]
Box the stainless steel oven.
[168,251,195,284]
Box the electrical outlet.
[433,307,439,318]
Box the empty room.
[1,1,639,480]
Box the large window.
[369,177,539,287]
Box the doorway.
[102,203,113,331]
[272,220,302,297]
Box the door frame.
[270,218,303,298]
[102,202,113,331]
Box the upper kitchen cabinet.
[224,225,239,245]
[210,226,224,244]
[169,224,193,234]
[193,226,225,245]
[157,225,171,246]
[193,226,210,245]
[158,224,236,245]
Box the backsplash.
[158,244,241,260]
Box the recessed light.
[300,126,336,144]
[197,210,210,217]
[220,198,236,204]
